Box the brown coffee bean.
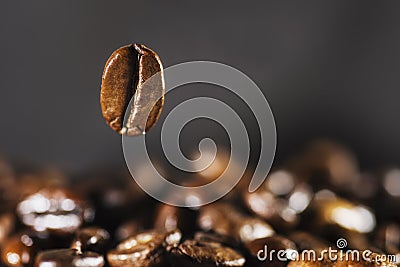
[107,229,181,267]
[375,223,400,254]
[114,220,143,242]
[100,44,164,136]
[34,249,104,267]
[1,233,37,267]
[244,170,314,231]
[70,227,110,254]
[288,140,359,193]
[17,187,90,234]
[312,191,376,235]
[154,204,198,235]
[198,203,275,243]
[169,239,245,267]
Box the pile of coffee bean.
[0,140,399,267]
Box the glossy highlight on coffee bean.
[100,44,165,136]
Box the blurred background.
[1,0,400,172]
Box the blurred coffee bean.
[375,223,400,256]
[107,229,181,267]
[244,181,313,231]
[383,168,400,198]
[313,190,376,235]
[351,172,379,201]
[169,239,245,267]
[114,220,143,242]
[198,203,275,243]
[78,174,148,232]
[380,168,400,219]
[71,227,110,254]
[192,149,230,183]
[35,249,104,267]
[237,217,276,243]
[198,204,231,237]
[17,187,89,234]
[266,170,297,196]
[154,204,198,234]
[0,213,14,244]
[289,140,360,193]
[245,189,298,227]
[1,233,37,267]
[100,44,165,136]
[245,235,297,267]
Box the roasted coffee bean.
[34,249,104,267]
[154,204,198,235]
[100,44,164,136]
[1,233,37,267]
[245,235,297,267]
[107,229,181,267]
[375,223,400,253]
[114,220,143,242]
[244,170,313,231]
[17,187,90,234]
[71,227,110,254]
[312,190,376,235]
[169,239,245,267]
[288,140,359,193]
[198,203,275,243]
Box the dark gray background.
[1,0,400,171]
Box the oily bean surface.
[100,44,164,136]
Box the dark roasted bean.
[107,229,181,267]
[288,140,359,193]
[34,249,104,267]
[243,170,315,232]
[114,220,143,242]
[100,44,164,136]
[71,227,110,254]
[198,203,275,243]
[169,239,245,267]
[17,187,90,234]
[375,223,400,253]
[312,191,376,236]
[154,204,198,235]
